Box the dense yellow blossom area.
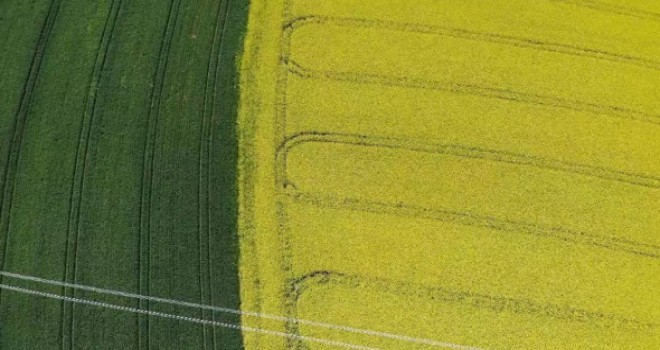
[237,0,660,349]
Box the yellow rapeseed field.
[237,0,660,349]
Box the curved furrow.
[197,0,230,348]
[137,0,183,349]
[59,0,125,349]
[0,0,64,301]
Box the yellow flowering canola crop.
[237,0,660,349]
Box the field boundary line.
[280,1,300,347]
[275,134,660,257]
[283,59,660,126]
[287,271,655,331]
[276,132,660,190]
[0,283,378,350]
[0,271,483,349]
[281,190,659,259]
[550,0,660,21]
[281,16,660,126]
[283,15,660,71]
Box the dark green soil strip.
[207,0,250,348]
